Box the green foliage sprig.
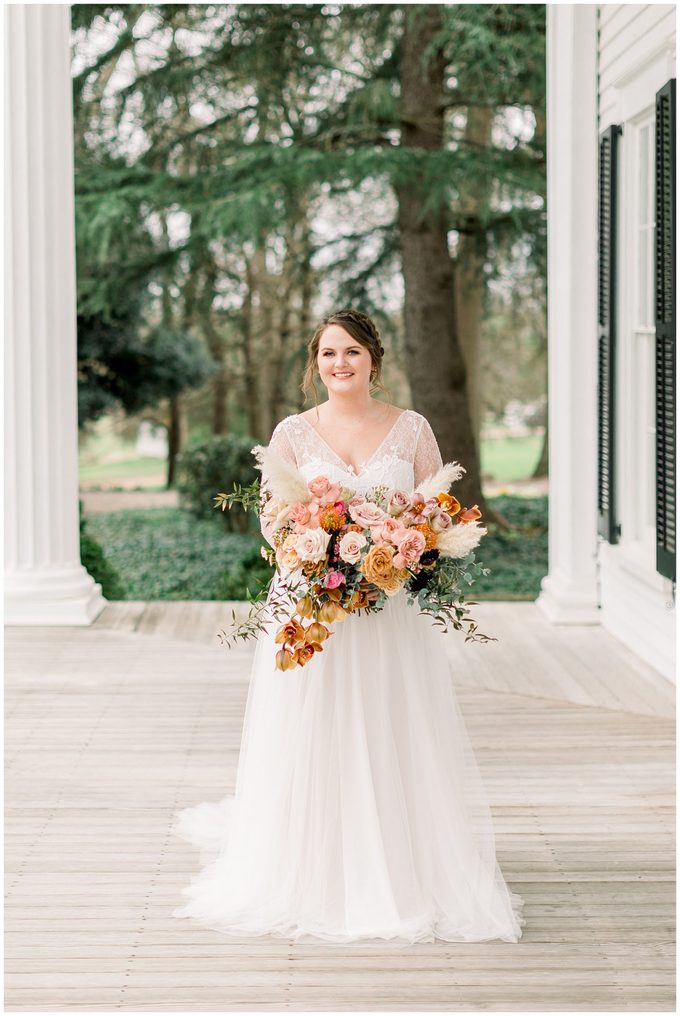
[213,478,263,516]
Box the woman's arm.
[413,415,444,489]
[259,421,297,547]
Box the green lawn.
[79,456,166,484]
[79,435,545,488]
[84,496,547,602]
[480,435,543,482]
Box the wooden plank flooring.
[4,601,675,1011]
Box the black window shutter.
[597,124,622,543]
[655,79,676,581]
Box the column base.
[536,570,601,624]
[4,565,107,625]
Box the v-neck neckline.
[298,409,409,477]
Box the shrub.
[84,507,274,600]
[474,495,548,598]
[215,545,274,600]
[79,500,127,599]
[176,434,259,532]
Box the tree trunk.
[395,5,507,527]
[532,417,549,479]
[532,346,549,480]
[203,277,229,435]
[166,395,183,488]
[242,211,315,438]
[455,106,494,441]
[242,251,263,439]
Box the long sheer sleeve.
[259,420,297,548]
[413,415,444,488]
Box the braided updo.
[301,308,388,405]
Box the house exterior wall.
[596,4,676,680]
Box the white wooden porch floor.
[4,601,675,1011]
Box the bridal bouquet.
[215,445,496,669]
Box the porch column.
[4,4,106,624]
[536,3,601,624]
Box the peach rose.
[338,530,367,564]
[307,475,330,498]
[413,524,438,551]
[302,500,322,529]
[289,501,311,525]
[397,529,427,564]
[321,482,343,504]
[372,517,408,546]
[349,500,389,528]
[276,532,303,571]
[295,528,331,563]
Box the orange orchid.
[275,647,297,671]
[294,595,315,618]
[274,618,306,645]
[305,621,331,643]
[436,492,461,516]
[458,504,482,523]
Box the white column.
[4,4,106,624]
[535,4,600,624]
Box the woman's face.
[316,325,373,393]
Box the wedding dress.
[171,409,525,946]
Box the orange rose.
[302,559,325,579]
[360,544,396,583]
[377,568,410,595]
[360,545,409,595]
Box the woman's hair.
[301,308,389,405]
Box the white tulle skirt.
[171,576,525,946]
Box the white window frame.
[610,39,675,594]
[617,108,657,561]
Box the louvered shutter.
[597,124,622,543]
[655,79,676,581]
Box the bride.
[171,308,525,946]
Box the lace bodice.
[259,408,444,546]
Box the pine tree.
[72,3,545,517]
